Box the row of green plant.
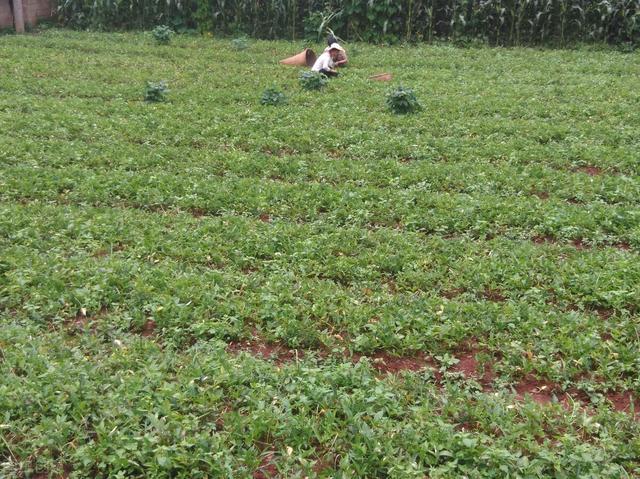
[150,76,421,114]
[264,80,421,115]
[3,200,639,378]
[56,0,640,46]
[2,323,637,478]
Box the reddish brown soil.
[600,331,613,341]
[227,336,439,376]
[259,213,271,223]
[205,260,225,269]
[141,319,157,337]
[571,238,590,250]
[312,454,337,474]
[575,166,604,176]
[33,465,72,479]
[353,351,434,374]
[561,388,591,410]
[450,342,495,390]
[69,306,108,330]
[385,278,398,293]
[189,207,207,218]
[532,235,557,245]
[454,421,479,432]
[262,146,297,157]
[515,376,559,405]
[482,288,506,302]
[227,338,305,364]
[532,191,550,200]
[565,303,581,313]
[566,197,584,205]
[253,452,278,479]
[614,242,632,251]
[607,392,640,417]
[441,288,465,299]
[227,340,640,420]
[591,307,614,320]
[451,352,479,377]
[92,242,126,257]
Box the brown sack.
[370,73,392,81]
[279,49,317,67]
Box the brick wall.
[0,0,53,29]
[26,0,52,25]
[0,0,14,28]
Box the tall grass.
[56,0,639,45]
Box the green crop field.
[1,30,639,478]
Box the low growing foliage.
[0,30,639,479]
[299,70,328,91]
[260,87,287,106]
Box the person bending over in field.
[326,34,348,67]
[311,43,345,77]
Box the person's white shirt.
[312,52,334,72]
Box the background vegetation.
[55,0,640,46]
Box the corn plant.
[56,0,640,46]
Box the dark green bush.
[299,71,328,91]
[231,36,249,50]
[152,25,173,44]
[386,86,421,115]
[144,81,169,102]
[260,87,287,106]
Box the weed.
[231,36,249,50]
[144,80,169,102]
[299,70,328,91]
[386,85,421,114]
[260,87,287,106]
[152,25,173,45]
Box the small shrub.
[618,42,637,53]
[386,85,421,114]
[299,71,328,91]
[231,36,249,50]
[260,87,287,106]
[144,81,169,102]
[152,25,173,45]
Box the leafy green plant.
[231,36,249,50]
[386,85,421,114]
[152,25,173,45]
[299,70,328,91]
[144,80,169,102]
[260,87,287,106]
